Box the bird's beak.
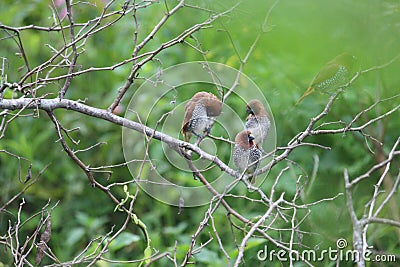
[246,106,252,115]
[248,134,255,142]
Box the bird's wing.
[310,63,341,88]
[182,101,195,132]
[182,92,209,131]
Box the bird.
[295,52,357,105]
[182,91,222,143]
[245,99,270,146]
[233,130,262,184]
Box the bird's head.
[246,99,267,117]
[235,130,255,148]
[336,52,357,71]
[192,91,222,117]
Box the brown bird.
[233,130,262,184]
[182,92,222,143]
[245,99,270,146]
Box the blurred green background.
[0,0,399,266]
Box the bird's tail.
[181,130,193,159]
[183,132,191,143]
[295,87,314,106]
[182,122,190,143]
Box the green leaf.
[109,232,141,251]
[163,222,188,235]
[230,238,267,258]
[144,246,152,263]
[195,248,220,263]
[66,227,85,246]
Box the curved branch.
[0,97,236,176]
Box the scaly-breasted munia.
[182,92,222,143]
[296,52,357,105]
[233,130,262,184]
[245,99,270,146]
